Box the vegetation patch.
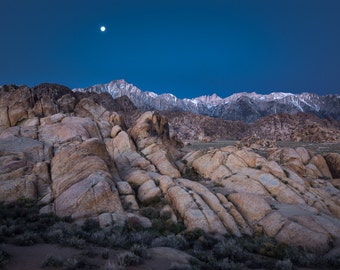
[0,199,339,270]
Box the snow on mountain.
[73,79,340,123]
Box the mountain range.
[74,79,340,123]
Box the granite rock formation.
[1,84,340,255]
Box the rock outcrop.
[1,84,340,255]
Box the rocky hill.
[74,79,340,122]
[1,83,340,258]
[243,112,340,143]
[159,111,248,142]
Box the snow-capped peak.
[72,79,340,123]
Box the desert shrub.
[128,230,158,246]
[151,234,189,250]
[104,259,125,270]
[196,257,244,270]
[325,254,340,268]
[81,219,100,233]
[125,216,143,232]
[151,218,183,235]
[184,228,206,241]
[13,231,41,246]
[107,233,130,249]
[44,221,78,244]
[200,233,219,250]
[64,257,98,270]
[275,259,293,270]
[182,167,201,182]
[241,236,299,260]
[121,252,140,266]
[130,243,149,259]
[0,249,10,268]
[87,230,107,246]
[212,238,246,261]
[191,248,211,262]
[64,236,87,249]
[169,262,192,270]
[101,251,109,260]
[160,209,172,220]
[140,207,159,219]
[0,224,25,237]
[216,258,244,270]
[42,255,64,268]
[287,249,321,267]
[241,236,273,254]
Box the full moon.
[100,26,106,32]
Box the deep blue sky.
[1,0,339,98]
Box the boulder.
[275,221,330,253]
[111,125,122,138]
[75,98,108,121]
[216,193,252,236]
[130,111,170,149]
[33,161,51,198]
[235,149,262,168]
[51,138,114,197]
[256,159,286,179]
[158,175,175,193]
[225,153,247,173]
[295,147,311,165]
[54,171,123,219]
[221,174,269,196]
[0,106,10,129]
[192,150,225,178]
[0,136,48,163]
[124,170,152,187]
[39,116,102,147]
[257,173,305,204]
[209,165,232,182]
[309,154,333,179]
[166,186,211,232]
[123,195,139,210]
[40,113,66,126]
[137,180,161,205]
[41,95,58,116]
[176,178,241,236]
[228,193,272,225]
[182,150,204,167]
[57,94,76,113]
[112,131,136,154]
[126,213,152,228]
[142,144,180,178]
[116,181,134,195]
[284,159,306,177]
[8,103,28,126]
[324,153,340,179]
[0,151,37,202]
[258,212,286,238]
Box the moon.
[100,26,106,32]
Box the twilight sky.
[1,0,339,98]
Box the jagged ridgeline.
[0,83,340,257]
[74,79,340,123]
[74,79,340,143]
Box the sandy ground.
[1,243,190,270]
